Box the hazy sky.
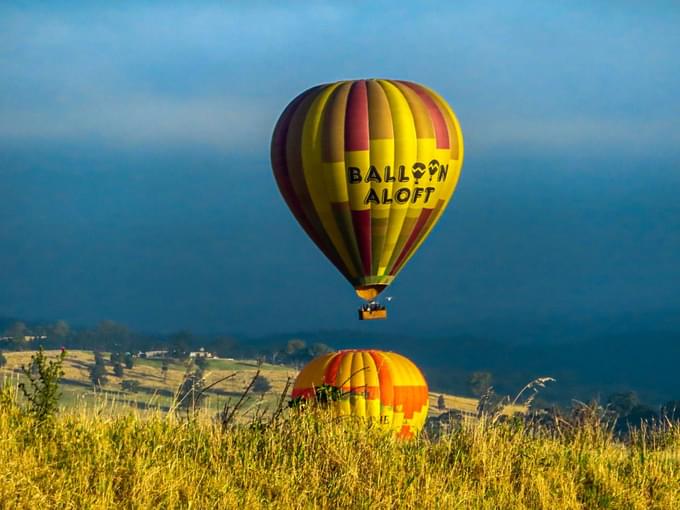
[1,2,679,338]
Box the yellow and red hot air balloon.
[271,79,464,319]
[292,349,429,439]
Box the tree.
[209,335,239,357]
[194,356,208,373]
[661,400,680,421]
[252,374,272,394]
[3,321,29,348]
[286,339,306,355]
[113,362,124,378]
[120,379,140,392]
[18,347,66,422]
[309,342,333,357]
[606,391,639,417]
[93,351,105,367]
[281,338,312,366]
[0,351,6,368]
[437,394,446,411]
[90,352,107,386]
[624,405,657,428]
[168,330,193,359]
[51,320,70,340]
[6,321,28,338]
[90,364,107,386]
[161,360,169,383]
[110,351,123,365]
[89,320,132,352]
[124,353,134,369]
[177,370,204,412]
[468,371,493,397]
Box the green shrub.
[120,379,140,392]
[252,374,272,394]
[18,347,65,423]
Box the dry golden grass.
[429,392,479,415]
[2,350,522,418]
[3,349,678,509]
[0,350,296,415]
[1,386,679,509]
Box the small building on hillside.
[0,335,47,343]
[143,350,169,359]
[24,335,48,342]
[189,348,214,359]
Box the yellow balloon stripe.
[386,87,465,275]
[361,351,380,420]
[383,82,437,275]
[366,82,395,276]
[349,350,366,417]
[336,350,354,389]
[369,350,394,426]
[374,80,417,275]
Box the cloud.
[0,3,347,151]
[464,116,680,156]
[0,94,275,150]
[1,2,679,156]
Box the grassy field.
[0,350,520,419]
[1,389,679,509]
[1,349,679,508]
[1,350,295,416]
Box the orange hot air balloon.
[291,349,429,438]
[271,79,464,318]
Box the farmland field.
[3,349,678,508]
[1,350,296,415]
[0,350,500,418]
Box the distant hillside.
[415,329,680,406]
[0,350,295,415]
[0,350,501,418]
[0,317,18,332]
[246,328,680,407]
[3,312,679,407]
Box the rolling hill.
[0,349,523,419]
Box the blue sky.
[3,2,679,155]
[1,2,679,338]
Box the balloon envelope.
[292,349,429,438]
[271,79,464,300]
